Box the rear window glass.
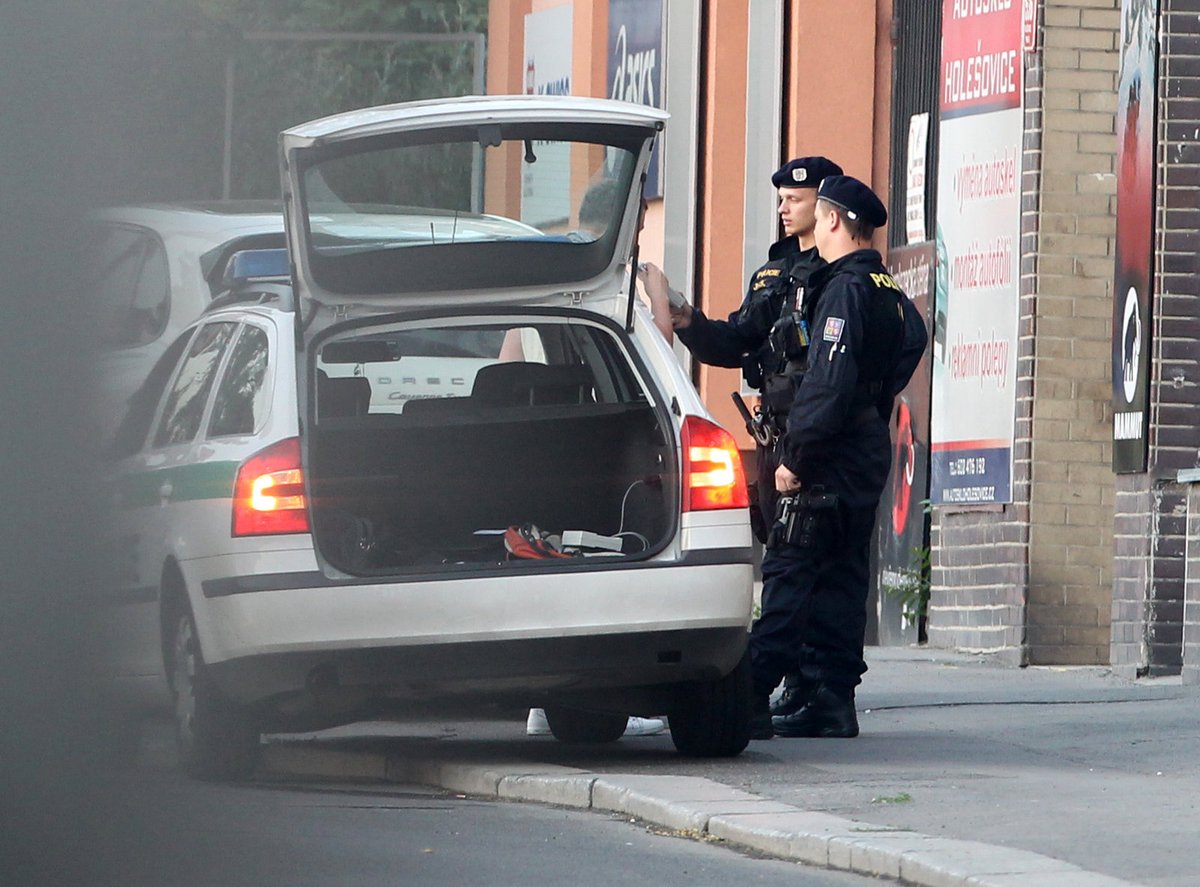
[209,325,271,438]
[88,225,171,349]
[315,319,648,418]
[299,121,652,294]
[153,322,237,447]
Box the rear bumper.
[207,625,750,710]
[186,557,753,706]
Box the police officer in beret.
[640,156,846,725]
[750,175,927,739]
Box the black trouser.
[753,442,843,700]
[750,497,876,701]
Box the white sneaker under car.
[622,716,666,737]
[526,707,551,736]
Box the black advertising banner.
[607,0,663,197]
[874,243,935,645]
[1112,0,1159,472]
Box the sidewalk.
[259,647,1199,887]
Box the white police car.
[103,96,755,779]
[86,202,287,444]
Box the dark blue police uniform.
[676,235,823,528]
[751,176,927,738]
[675,157,844,720]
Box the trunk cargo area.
[308,349,677,573]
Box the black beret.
[817,175,887,228]
[770,156,843,189]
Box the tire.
[543,706,627,744]
[169,609,260,781]
[668,648,753,757]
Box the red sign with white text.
[941,0,1024,118]
[1022,0,1038,53]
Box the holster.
[766,489,840,550]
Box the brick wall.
[927,510,1028,661]
[1111,1,1200,677]
[1026,0,1118,665]
[1184,480,1200,684]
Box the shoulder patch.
[823,317,845,343]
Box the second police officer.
[640,155,851,731]
[642,169,928,740]
[753,175,927,739]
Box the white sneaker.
[622,716,666,737]
[526,707,551,736]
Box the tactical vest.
[756,265,906,431]
[735,249,820,431]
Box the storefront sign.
[608,0,664,198]
[1111,0,1159,473]
[930,0,1023,505]
[1022,0,1038,54]
[906,113,929,245]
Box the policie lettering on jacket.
[779,249,927,510]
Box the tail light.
[680,415,750,511]
[232,437,310,536]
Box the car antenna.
[451,211,459,244]
[429,222,437,245]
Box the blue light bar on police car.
[224,248,290,285]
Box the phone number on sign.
[948,456,987,476]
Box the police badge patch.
[823,317,845,342]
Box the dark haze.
[0,3,187,882]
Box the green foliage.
[206,0,488,198]
[94,0,488,203]
[882,544,931,628]
[194,0,486,33]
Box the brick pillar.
[1184,478,1200,684]
[1111,2,1200,677]
[1024,0,1119,665]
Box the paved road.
[3,727,884,887]
[252,647,1196,886]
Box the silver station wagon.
[103,95,755,779]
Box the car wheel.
[169,608,260,781]
[543,706,627,744]
[668,648,752,757]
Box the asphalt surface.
[254,647,1199,887]
[6,763,881,887]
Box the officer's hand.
[775,463,801,494]
[668,298,693,329]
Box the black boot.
[750,697,774,740]
[768,677,812,717]
[772,685,859,738]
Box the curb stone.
[258,744,1148,887]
